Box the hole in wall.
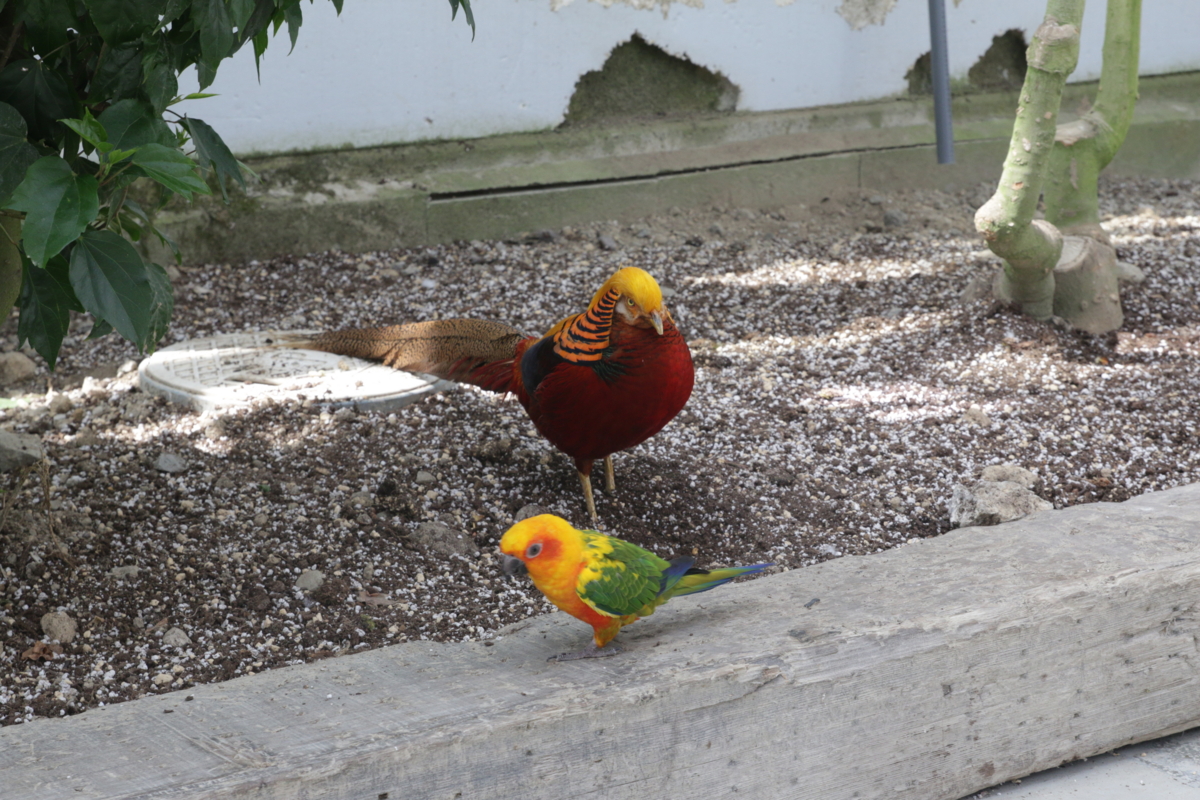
[906,28,1028,96]
[562,33,739,126]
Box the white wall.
[177,0,1200,156]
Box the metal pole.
[928,0,955,164]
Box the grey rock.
[162,627,192,647]
[0,351,36,385]
[110,566,141,580]
[415,470,436,485]
[959,405,992,427]
[41,611,77,643]
[949,481,1053,528]
[980,464,1039,490]
[347,492,374,510]
[597,234,619,251]
[883,209,908,228]
[410,522,480,557]
[154,452,187,473]
[47,393,73,414]
[516,504,553,522]
[0,431,42,472]
[296,569,325,592]
[1116,260,1146,284]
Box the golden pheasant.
[281,267,693,522]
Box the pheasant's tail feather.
[275,320,526,393]
[668,563,773,598]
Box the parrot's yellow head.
[499,514,581,583]
[591,267,672,335]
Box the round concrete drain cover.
[138,331,453,412]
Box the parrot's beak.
[649,309,664,336]
[501,553,528,578]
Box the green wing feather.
[578,533,672,618]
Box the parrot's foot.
[579,471,598,525]
[548,642,623,662]
[603,455,616,493]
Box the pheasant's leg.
[549,642,623,662]
[579,471,598,525]
[603,455,616,493]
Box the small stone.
[949,482,1053,528]
[868,195,885,205]
[162,627,192,647]
[0,351,36,385]
[41,611,77,643]
[883,209,908,228]
[347,491,374,509]
[0,430,43,472]
[410,521,480,557]
[110,565,140,580]
[516,504,552,522]
[117,360,138,376]
[415,470,436,485]
[1115,260,1146,284]
[980,464,1039,489]
[204,420,227,440]
[764,468,796,487]
[47,393,73,414]
[154,452,187,473]
[152,673,173,686]
[296,569,325,592]
[597,234,619,251]
[960,405,992,427]
[73,427,100,447]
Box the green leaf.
[69,229,153,349]
[230,0,255,31]
[60,110,109,150]
[283,1,303,54]
[82,0,160,44]
[0,59,78,145]
[16,0,79,55]
[89,42,145,104]
[142,57,178,117]
[448,0,475,38]
[0,101,39,208]
[87,318,114,340]
[5,156,99,268]
[184,117,245,201]
[194,0,235,78]
[144,261,174,352]
[99,99,174,149]
[130,144,210,198]
[332,0,344,13]
[18,252,76,370]
[181,92,219,100]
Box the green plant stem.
[0,216,22,316]
[974,0,1085,319]
[1043,0,1142,232]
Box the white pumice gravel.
[0,175,1198,725]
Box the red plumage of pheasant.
[282,267,693,522]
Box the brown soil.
[1,175,1198,726]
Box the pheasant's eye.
[626,299,637,311]
[525,542,543,559]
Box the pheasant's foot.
[579,472,598,525]
[603,455,616,493]
[548,642,623,662]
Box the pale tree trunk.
[975,0,1142,334]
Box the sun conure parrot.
[279,267,694,523]
[499,514,772,661]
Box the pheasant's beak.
[500,553,528,578]
[649,309,664,336]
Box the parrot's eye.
[525,542,543,559]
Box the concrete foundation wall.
[150,72,1200,265]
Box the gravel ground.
[1,175,1198,727]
